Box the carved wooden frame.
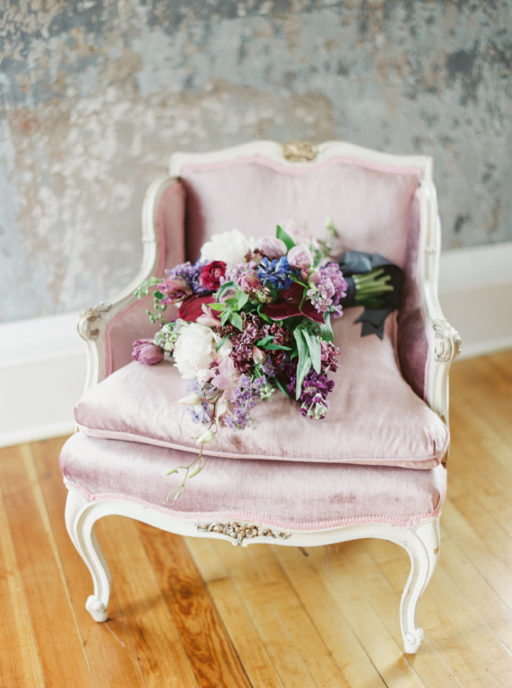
[70,140,460,654]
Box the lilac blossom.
[307,262,347,316]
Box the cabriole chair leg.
[65,489,111,622]
[400,518,440,653]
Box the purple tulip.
[132,339,164,365]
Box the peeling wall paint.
[0,0,511,322]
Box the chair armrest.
[417,179,461,452]
[77,176,186,391]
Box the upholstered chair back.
[104,148,430,400]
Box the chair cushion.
[60,432,447,531]
[75,308,449,469]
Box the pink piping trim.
[75,424,447,467]
[104,183,182,377]
[180,155,422,178]
[63,477,443,531]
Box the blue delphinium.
[257,256,294,291]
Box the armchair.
[60,140,460,654]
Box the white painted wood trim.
[76,176,179,390]
[169,139,432,178]
[65,487,439,653]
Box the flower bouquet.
[133,221,400,498]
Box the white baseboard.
[0,313,85,449]
[439,242,512,359]
[0,242,511,448]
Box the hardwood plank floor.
[1,350,512,687]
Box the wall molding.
[0,242,511,448]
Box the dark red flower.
[199,261,227,290]
[262,283,324,323]
[178,293,216,321]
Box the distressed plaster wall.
[0,0,510,322]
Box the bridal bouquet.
[133,221,399,497]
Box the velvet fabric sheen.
[60,432,446,530]
[75,309,448,469]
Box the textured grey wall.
[1,0,511,322]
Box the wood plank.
[30,437,148,688]
[138,523,252,688]
[0,444,95,687]
[0,485,45,687]
[188,536,321,688]
[369,536,512,687]
[273,544,388,688]
[186,536,286,688]
[95,514,200,688]
[306,543,426,688]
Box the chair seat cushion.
[60,432,447,531]
[75,309,448,469]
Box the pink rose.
[158,276,192,304]
[257,236,287,258]
[287,245,313,270]
[132,339,164,365]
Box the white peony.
[173,323,216,380]
[200,229,252,266]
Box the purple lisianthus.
[132,339,164,365]
[258,256,295,291]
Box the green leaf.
[318,312,334,342]
[293,327,312,400]
[230,312,243,331]
[188,463,204,479]
[209,303,226,311]
[215,335,229,352]
[276,224,296,251]
[263,343,292,351]
[256,335,273,347]
[225,298,238,308]
[220,310,231,326]
[237,291,249,309]
[153,290,164,300]
[303,329,321,374]
[274,377,291,398]
[216,281,235,296]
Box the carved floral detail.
[196,521,291,546]
[77,301,112,341]
[433,319,461,362]
[282,141,318,162]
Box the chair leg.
[400,518,440,653]
[65,489,111,622]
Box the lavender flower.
[223,374,270,430]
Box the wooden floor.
[1,350,512,687]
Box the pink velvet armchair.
[60,140,461,654]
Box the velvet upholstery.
[104,181,186,375]
[60,432,446,531]
[75,308,448,468]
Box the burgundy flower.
[132,339,164,365]
[178,293,216,322]
[199,261,227,290]
[262,283,324,323]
